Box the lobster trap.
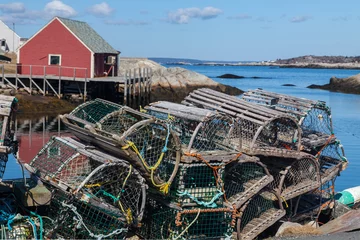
[183,88,302,154]
[25,136,147,226]
[236,190,286,240]
[260,153,321,200]
[62,104,182,194]
[224,156,274,209]
[138,197,235,240]
[242,89,334,142]
[44,188,128,240]
[145,101,240,152]
[66,98,122,126]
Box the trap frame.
[25,136,147,226]
[62,105,182,194]
[137,197,236,240]
[145,101,241,152]
[44,188,128,240]
[182,88,302,154]
[259,153,321,200]
[236,190,286,240]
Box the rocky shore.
[120,58,243,103]
[308,74,360,94]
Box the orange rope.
[315,134,335,159]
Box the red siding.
[19,19,92,78]
[94,53,118,77]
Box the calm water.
[5,65,360,192]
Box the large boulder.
[119,58,243,103]
[308,74,360,94]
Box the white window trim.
[48,54,62,65]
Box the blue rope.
[177,190,224,208]
[162,123,171,153]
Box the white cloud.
[44,0,77,18]
[290,15,312,23]
[88,2,114,17]
[104,19,150,26]
[0,2,25,13]
[167,6,222,24]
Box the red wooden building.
[18,17,120,78]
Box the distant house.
[18,17,120,78]
[0,20,26,53]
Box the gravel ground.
[274,231,360,240]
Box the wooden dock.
[0,64,152,107]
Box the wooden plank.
[149,101,214,117]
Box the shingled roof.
[57,17,119,54]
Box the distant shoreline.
[163,62,360,70]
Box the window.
[0,40,5,47]
[49,54,61,65]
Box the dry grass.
[1,52,17,74]
[280,225,322,237]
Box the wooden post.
[73,68,76,81]
[43,66,46,96]
[29,65,32,95]
[15,64,18,89]
[58,66,61,98]
[84,68,87,102]
[124,70,128,106]
[112,65,115,77]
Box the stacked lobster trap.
[183,88,348,229]
[24,136,147,239]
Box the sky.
[0,0,359,61]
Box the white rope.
[61,201,127,240]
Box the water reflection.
[4,115,71,180]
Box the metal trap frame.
[44,188,128,240]
[259,153,321,200]
[25,136,147,226]
[236,189,286,240]
[145,101,240,152]
[182,88,302,154]
[224,156,274,209]
[62,105,182,194]
[242,89,334,143]
[137,197,236,240]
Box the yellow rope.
[172,209,201,240]
[139,106,147,113]
[122,140,170,194]
[281,196,289,208]
[84,183,102,188]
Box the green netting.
[45,189,128,240]
[225,161,272,208]
[69,99,122,124]
[29,137,146,226]
[166,162,225,208]
[138,198,234,239]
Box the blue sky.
[0,0,359,61]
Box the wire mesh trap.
[62,105,182,194]
[259,154,321,200]
[137,197,235,240]
[44,188,128,240]
[66,98,122,126]
[224,157,274,209]
[236,190,286,240]
[313,141,347,184]
[182,88,302,154]
[25,136,147,226]
[283,181,335,223]
[242,89,334,142]
[145,101,240,152]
